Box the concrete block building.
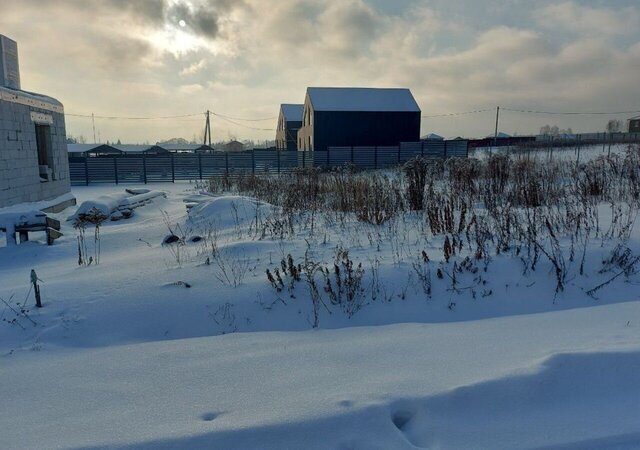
[0,34,72,210]
[297,87,421,152]
[275,104,303,151]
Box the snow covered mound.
[71,190,167,220]
[188,195,276,229]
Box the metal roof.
[306,87,420,112]
[112,144,168,154]
[159,144,211,151]
[68,143,213,155]
[280,104,303,122]
[422,133,444,140]
[67,144,121,154]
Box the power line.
[212,113,275,131]
[212,112,277,122]
[422,109,492,118]
[66,112,204,120]
[502,107,640,116]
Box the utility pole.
[492,106,500,156]
[92,113,97,144]
[203,110,212,147]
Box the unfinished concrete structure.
[0,34,73,210]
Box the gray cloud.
[102,0,166,25]
[2,0,640,143]
[166,0,246,40]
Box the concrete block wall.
[0,96,71,208]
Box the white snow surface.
[1,179,639,449]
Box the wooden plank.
[46,216,61,230]
[46,228,63,245]
[14,225,47,232]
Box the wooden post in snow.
[31,269,42,308]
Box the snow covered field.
[2,147,640,449]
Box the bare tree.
[606,119,622,133]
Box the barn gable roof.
[306,87,420,113]
[280,104,303,122]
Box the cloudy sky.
[2,0,639,143]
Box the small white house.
[0,34,73,211]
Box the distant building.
[0,35,73,210]
[297,87,421,152]
[275,104,303,151]
[486,132,511,139]
[112,144,169,155]
[422,133,444,141]
[157,143,213,153]
[629,116,640,133]
[67,144,121,157]
[223,140,245,152]
[68,143,213,156]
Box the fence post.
[374,146,378,169]
[444,142,448,159]
[84,157,89,186]
[577,135,581,164]
[198,154,203,180]
[397,145,401,165]
[421,141,424,157]
[350,146,354,164]
[142,154,147,184]
[277,150,280,174]
[252,151,255,175]
[225,152,229,176]
[114,156,118,185]
[302,150,306,168]
[326,147,330,168]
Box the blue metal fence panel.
[312,151,328,168]
[423,141,446,158]
[254,150,278,174]
[377,146,399,168]
[279,151,299,172]
[445,140,468,158]
[68,142,468,184]
[172,155,199,180]
[145,156,172,182]
[87,157,116,183]
[352,147,376,169]
[400,142,423,161]
[201,154,227,178]
[116,157,145,183]
[227,151,253,174]
[328,147,352,167]
[69,158,88,185]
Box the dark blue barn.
[297,87,421,152]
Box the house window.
[35,124,54,181]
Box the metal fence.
[68,140,468,185]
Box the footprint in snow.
[200,412,221,422]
